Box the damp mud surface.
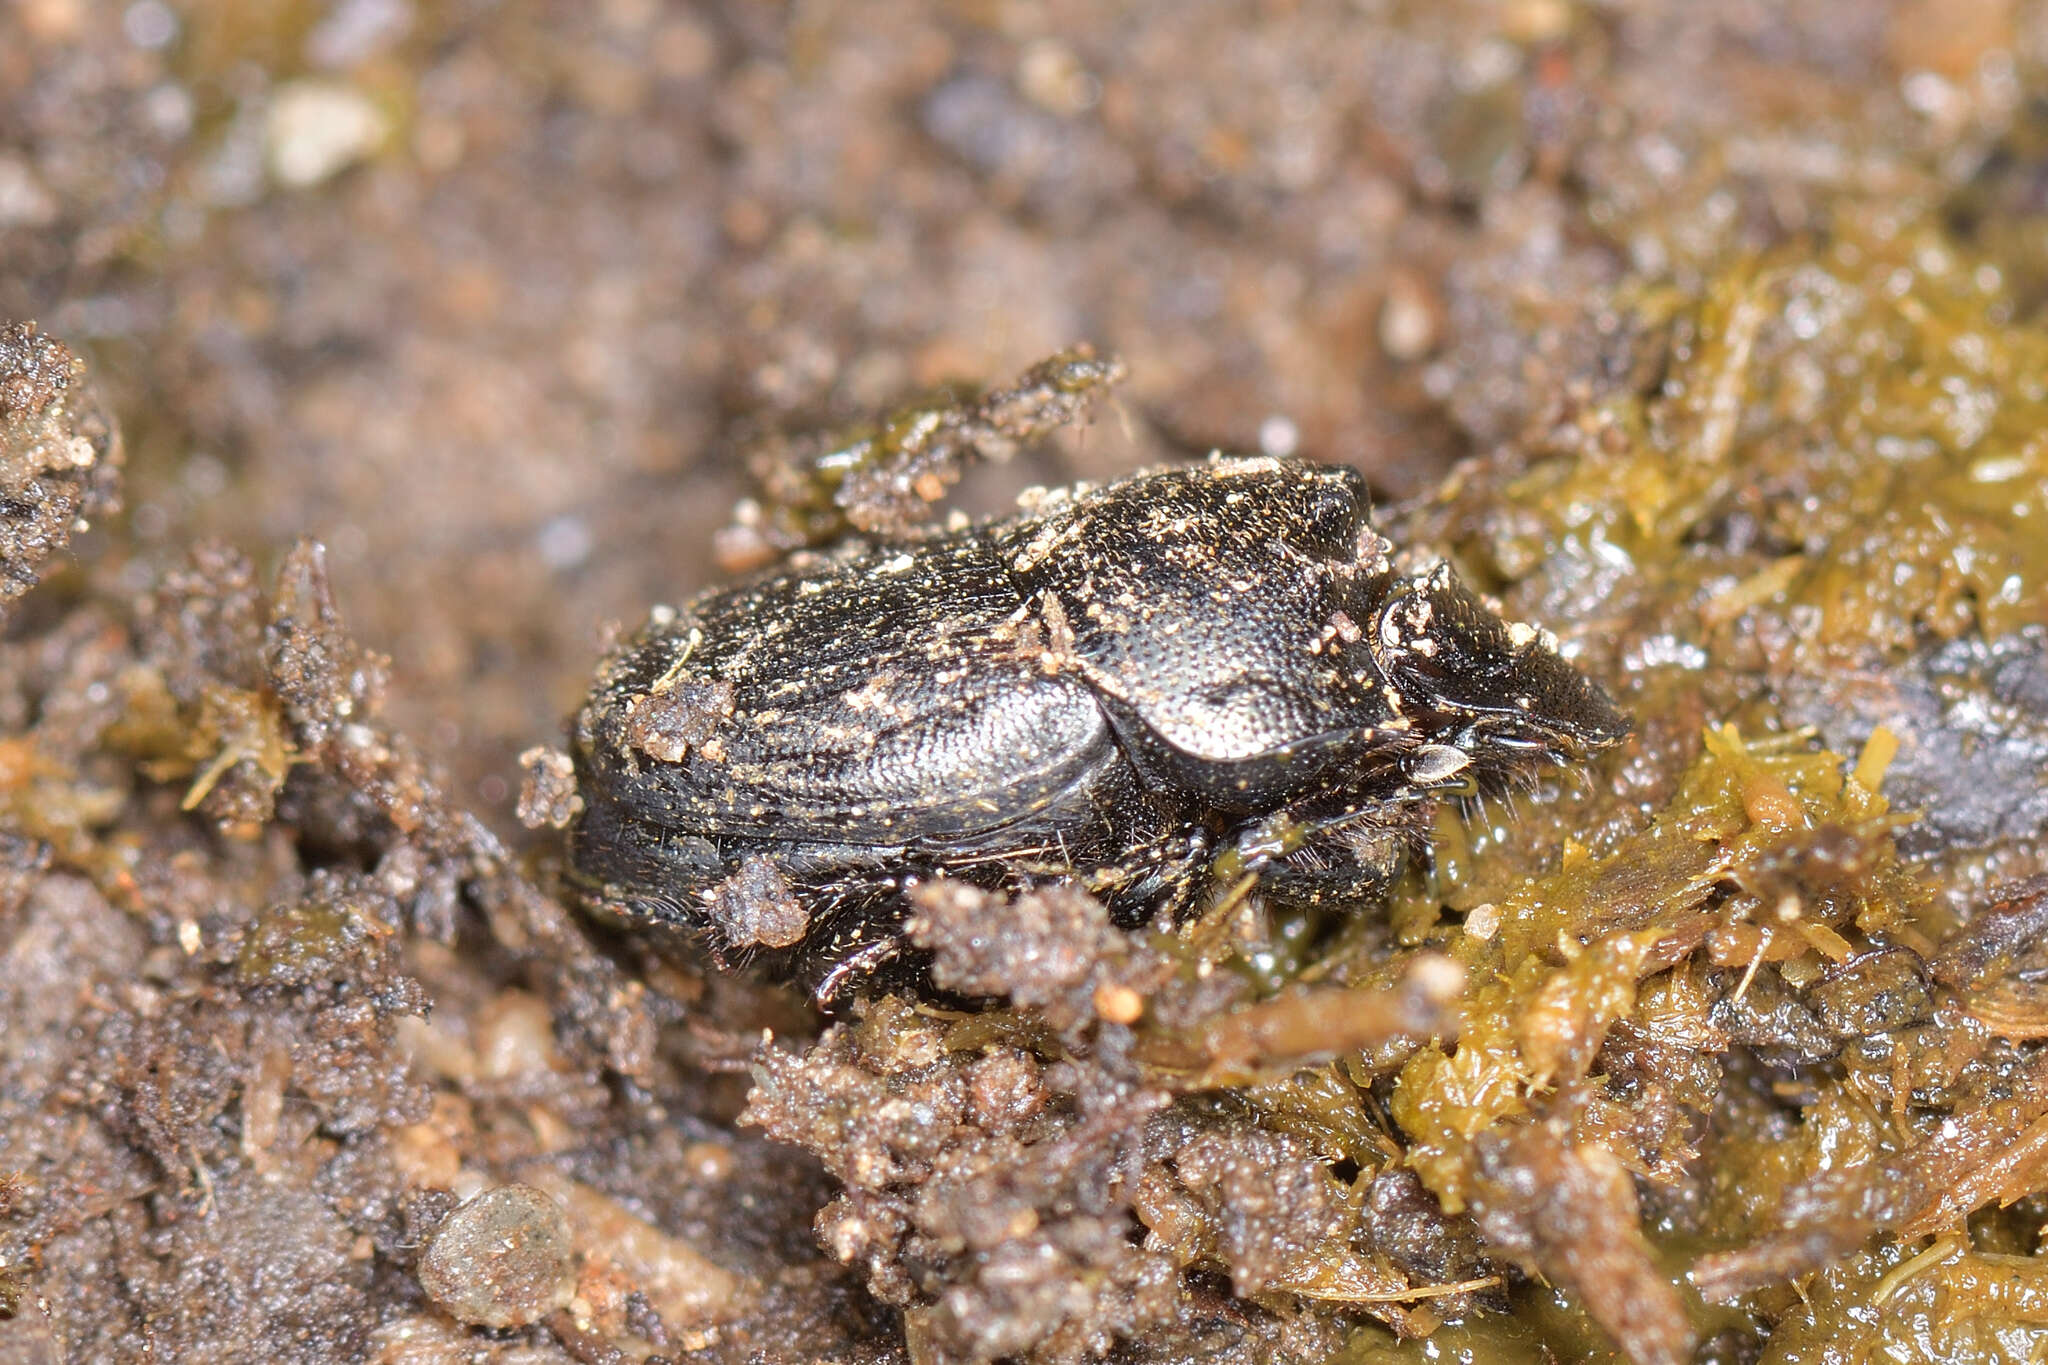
[4,3,2048,1363]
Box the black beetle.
[567,456,1627,1002]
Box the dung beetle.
[567,455,1627,1002]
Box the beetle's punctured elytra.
[568,456,1627,1003]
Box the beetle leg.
[774,873,932,1007]
[1215,800,1421,910]
[806,926,912,1007]
[1087,827,1212,928]
[1250,817,1408,907]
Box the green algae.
[1290,220,2048,1361]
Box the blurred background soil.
[13,0,2036,810]
[3,2,2048,1363]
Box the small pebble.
[709,854,810,949]
[266,80,387,188]
[516,746,581,829]
[1378,272,1443,362]
[0,155,58,229]
[417,1184,576,1329]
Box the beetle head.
[1370,563,1628,777]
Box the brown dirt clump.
[0,321,120,612]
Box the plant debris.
[716,348,1129,572]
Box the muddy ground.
[3,2,2047,1363]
